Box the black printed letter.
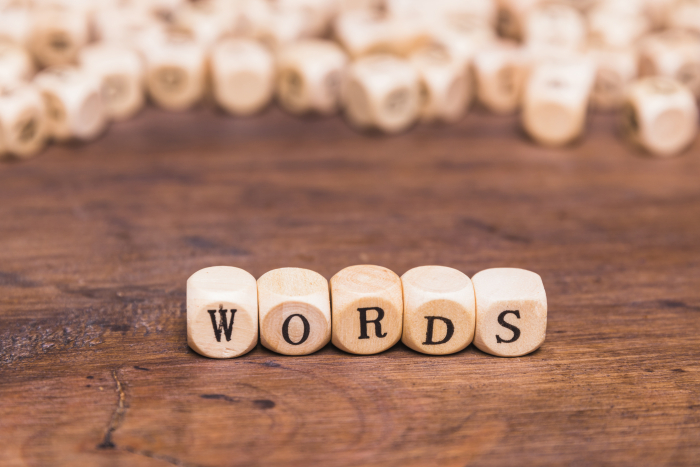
[357,307,388,339]
[282,314,310,345]
[496,310,521,344]
[208,307,237,342]
[422,316,454,345]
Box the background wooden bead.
[276,39,348,115]
[409,45,471,123]
[473,41,529,115]
[331,265,403,355]
[495,0,542,41]
[667,0,700,35]
[211,38,275,116]
[0,83,47,159]
[258,267,331,356]
[79,43,145,121]
[622,76,698,157]
[142,28,207,111]
[473,268,547,357]
[401,266,475,355]
[342,54,420,133]
[639,30,700,98]
[522,57,595,146]
[187,266,258,359]
[523,3,586,56]
[28,5,89,67]
[587,2,650,49]
[34,66,107,142]
[0,42,34,87]
[588,47,638,111]
[0,3,32,47]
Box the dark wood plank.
[1,107,699,466]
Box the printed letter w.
[207,307,237,342]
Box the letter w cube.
[187,266,258,359]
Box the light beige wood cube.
[331,265,403,355]
[187,266,258,359]
[79,44,145,122]
[587,5,649,49]
[639,30,700,98]
[473,41,529,115]
[342,54,421,133]
[409,45,471,123]
[334,9,430,59]
[523,3,586,56]
[211,38,275,116]
[34,66,107,142]
[495,0,542,41]
[522,57,595,147]
[29,5,89,67]
[257,4,314,50]
[622,76,698,157]
[588,47,638,111]
[0,41,34,87]
[473,268,547,357]
[401,266,475,355]
[668,0,700,35]
[172,1,238,48]
[0,4,32,46]
[93,6,155,47]
[276,39,348,116]
[258,268,331,356]
[142,29,207,111]
[0,83,47,159]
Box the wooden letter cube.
[0,42,35,87]
[342,54,420,133]
[211,38,275,116]
[29,5,89,67]
[409,45,472,123]
[258,268,331,356]
[0,83,47,159]
[276,39,348,116]
[588,47,638,111]
[187,266,258,359]
[473,268,547,357]
[623,76,698,157]
[34,66,107,142]
[473,41,529,115]
[79,44,145,121]
[331,265,403,355]
[523,3,586,55]
[522,57,595,146]
[639,30,700,98]
[401,266,475,355]
[142,29,207,111]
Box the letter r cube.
[331,265,403,355]
[187,266,259,359]
[472,268,547,357]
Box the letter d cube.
[473,268,547,357]
[331,265,403,355]
[187,266,258,359]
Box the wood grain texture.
[1,106,700,466]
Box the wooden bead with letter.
[622,76,698,157]
[401,266,475,355]
[473,41,529,115]
[187,266,258,359]
[276,39,348,116]
[409,45,471,123]
[258,268,331,356]
[79,43,145,121]
[211,38,275,116]
[34,66,107,142]
[639,30,700,99]
[0,83,47,159]
[588,47,638,111]
[522,57,595,146]
[142,29,207,111]
[523,3,586,56]
[0,42,34,87]
[342,54,420,133]
[331,265,403,355]
[28,5,89,67]
[472,268,547,357]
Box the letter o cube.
[331,265,403,355]
[401,266,475,355]
[187,266,259,359]
[258,268,331,356]
[473,268,547,357]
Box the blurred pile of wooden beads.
[1,0,700,160]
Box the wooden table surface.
[1,107,699,467]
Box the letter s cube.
[187,266,259,359]
[472,268,547,357]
